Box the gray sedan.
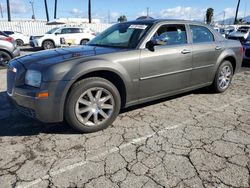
[0,31,20,67]
[7,20,243,133]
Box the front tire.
[65,77,121,133]
[212,61,233,93]
[42,40,55,50]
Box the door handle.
[181,49,192,54]
[215,46,222,50]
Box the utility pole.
[54,0,57,19]
[30,1,35,20]
[108,10,110,23]
[44,0,49,22]
[88,0,91,23]
[6,0,11,22]
[234,0,241,24]
[146,7,149,18]
[0,4,3,18]
[222,11,225,27]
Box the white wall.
[0,20,111,36]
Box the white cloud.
[1,0,28,14]
[215,7,247,21]
[70,8,83,17]
[158,6,206,20]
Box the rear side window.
[190,25,214,43]
[3,31,14,35]
[151,24,187,46]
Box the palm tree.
[88,0,91,23]
[117,15,127,23]
[206,8,214,25]
[234,0,241,24]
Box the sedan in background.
[3,31,29,46]
[0,31,20,67]
[243,35,250,62]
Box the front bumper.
[12,48,20,58]
[8,80,70,123]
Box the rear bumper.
[8,80,70,123]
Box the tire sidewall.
[0,51,11,67]
[43,40,55,50]
[65,78,121,133]
[16,39,24,46]
[214,61,233,93]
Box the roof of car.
[125,19,206,25]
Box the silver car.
[0,31,20,67]
[7,20,243,133]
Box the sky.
[0,0,249,22]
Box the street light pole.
[30,1,35,20]
[234,0,241,24]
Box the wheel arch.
[0,48,13,58]
[66,70,127,108]
[42,39,55,48]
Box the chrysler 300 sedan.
[7,20,243,133]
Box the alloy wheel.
[75,87,115,126]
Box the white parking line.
[18,96,249,188]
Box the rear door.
[189,25,223,85]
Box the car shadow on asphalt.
[20,47,43,52]
[0,91,79,136]
[0,87,213,137]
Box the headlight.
[25,70,42,87]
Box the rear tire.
[42,40,55,50]
[212,61,233,93]
[80,39,89,45]
[65,77,121,133]
[0,51,12,67]
[16,39,24,46]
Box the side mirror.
[146,40,155,52]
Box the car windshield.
[88,23,152,49]
[46,27,59,34]
[237,27,250,33]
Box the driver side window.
[151,24,187,46]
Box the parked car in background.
[30,26,96,50]
[214,27,226,37]
[3,31,29,46]
[0,31,20,67]
[8,20,243,133]
[228,26,250,42]
[242,35,250,62]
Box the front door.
[139,24,193,100]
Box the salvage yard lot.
[0,49,250,187]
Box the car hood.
[16,45,127,69]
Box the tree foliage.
[117,15,127,23]
[206,8,214,25]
